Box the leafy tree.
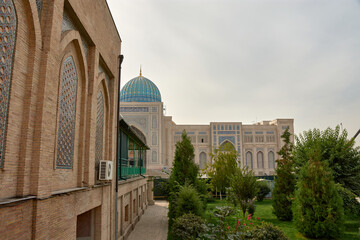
[229,166,259,217]
[207,142,238,199]
[256,180,271,202]
[294,126,360,195]
[293,149,344,239]
[168,130,199,228]
[272,128,296,221]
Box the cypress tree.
[293,149,344,239]
[272,128,296,221]
[168,130,199,228]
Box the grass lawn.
[205,199,360,240]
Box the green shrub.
[250,222,288,240]
[175,185,203,218]
[293,150,344,239]
[172,213,205,240]
[200,206,236,240]
[195,178,211,208]
[226,187,238,206]
[337,184,360,216]
[256,181,271,202]
[207,191,215,203]
[153,178,169,199]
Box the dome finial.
[139,65,142,76]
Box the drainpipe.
[140,147,145,178]
[115,54,124,240]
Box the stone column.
[147,177,155,205]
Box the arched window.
[152,133,157,145]
[199,152,207,170]
[268,151,275,169]
[257,151,264,169]
[152,115,157,129]
[56,56,78,168]
[0,0,17,168]
[246,152,253,169]
[220,141,235,152]
[95,91,104,163]
[152,151,157,163]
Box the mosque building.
[120,71,294,177]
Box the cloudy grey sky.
[107,0,360,144]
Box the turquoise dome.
[120,74,161,102]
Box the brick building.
[0,0,152,239]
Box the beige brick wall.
[0,0,131,239]
[0,200,33,240]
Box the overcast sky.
[107,0,360,144]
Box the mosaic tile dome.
[120,73,162,102]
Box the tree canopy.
[293,125,360,195]
[206,142,238,199]
[229,166,259,217]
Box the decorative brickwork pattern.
[95,91,104,163]
[219,136,235,145]
[0,0,16,168]
[56,56,78,169]
[62,11,89,61]
[98,64,110,88]
[36,0,42,18]
[62,11,76,33]
[120,107,148,112]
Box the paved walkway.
[128,201,169,240]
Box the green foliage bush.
[256,181,271,202]
[337,184,360,216]
[200,206,237,240]
[172,213,205,240]
[293,150,344,239]
[250,222,288,240]
[273,128,296,221]
[207,191,215,203]
[175,185,203,218]
[195,178,211,208]
[153,178,169,199]
[226,187,238,206]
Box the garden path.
[127,200,169,240]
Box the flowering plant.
[199,206,264,240]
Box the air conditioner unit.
[99,160,113,180]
